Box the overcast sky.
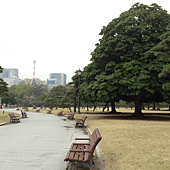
[0,0,169,83]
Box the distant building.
[2,68,18,78]
[1,68,21,87]
[47,73,66,90]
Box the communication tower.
[33,60,36,81]
[32,60,36,96]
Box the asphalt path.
[0,109,89,170]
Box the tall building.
[47,73,66,90]
[1,68,21,87]
[2,68,18,78]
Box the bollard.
[3,111,4,114]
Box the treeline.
[1,3,170,117]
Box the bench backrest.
[21,110,26,114]
[89,128,102,151]
[84,128,102,161]
[9,113,16,118]
[82,115,87,122]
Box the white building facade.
[0,68,21,87]
[47,73,67,90]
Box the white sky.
[0,0,169,83]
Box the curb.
[0,121,10,126]
[0,113,22,126]
[86,125,104,170]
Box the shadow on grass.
[81,112,170,121]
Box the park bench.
[36,109,40,112]
[9,113,20,123]
[67,112,75,120]
[64,128,102,170]
[47,110,52,114]
[58,110,64,116]
[21,110,27,118]
[75,115,87,128]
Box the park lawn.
[25,107,170,169]
[73,108,170,170]
[0,111,20,124]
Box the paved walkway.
[0,109,89,170]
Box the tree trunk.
[132,94,144,118]
[110,99,116,113]
[86,103,89,111]
[49,104,53,110]
[147,103,150,110]
[153,102,156,110]
[107,103,109,111]
[93,103,96,111]
[74,102,76,112]
[156,102,160,110]
[141,103,145,110]
[103,102,108,112]
[169,104,170,110]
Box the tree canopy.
[0,66,8,97]
[77,3,170,117]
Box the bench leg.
[70,156,93,170]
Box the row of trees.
[1,3,170,117]
[1,78,76,110]
[70,3,170,117]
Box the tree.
[85,3,170,117]
[0,66,8,97]
[145,24,170,107]
[5,78,48,107]
[42,85,68,109]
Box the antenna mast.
[32,60,36,97]
[33,60,36,81]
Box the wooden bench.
[21,110,27,118]
[64,128,102,170]
[57,110,64,116]
[47,110,52,114]
[75,115,87,128]
[9,113,20,123]
[67,112,75,120]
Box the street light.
[78,68,81,114]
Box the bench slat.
[74,144,81,161]
[84,145,90,162]
[78,145,84,161]
[69,144,77,161]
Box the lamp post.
[78,69,81,114]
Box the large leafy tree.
[146,24,170,104]
[42,85,68,109]
[0,66,8,97]
[84,3,170,117]
[4,78,48,107]
[0,66,9,107]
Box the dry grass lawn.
[0,111,20,124]
[22,107,170,169]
